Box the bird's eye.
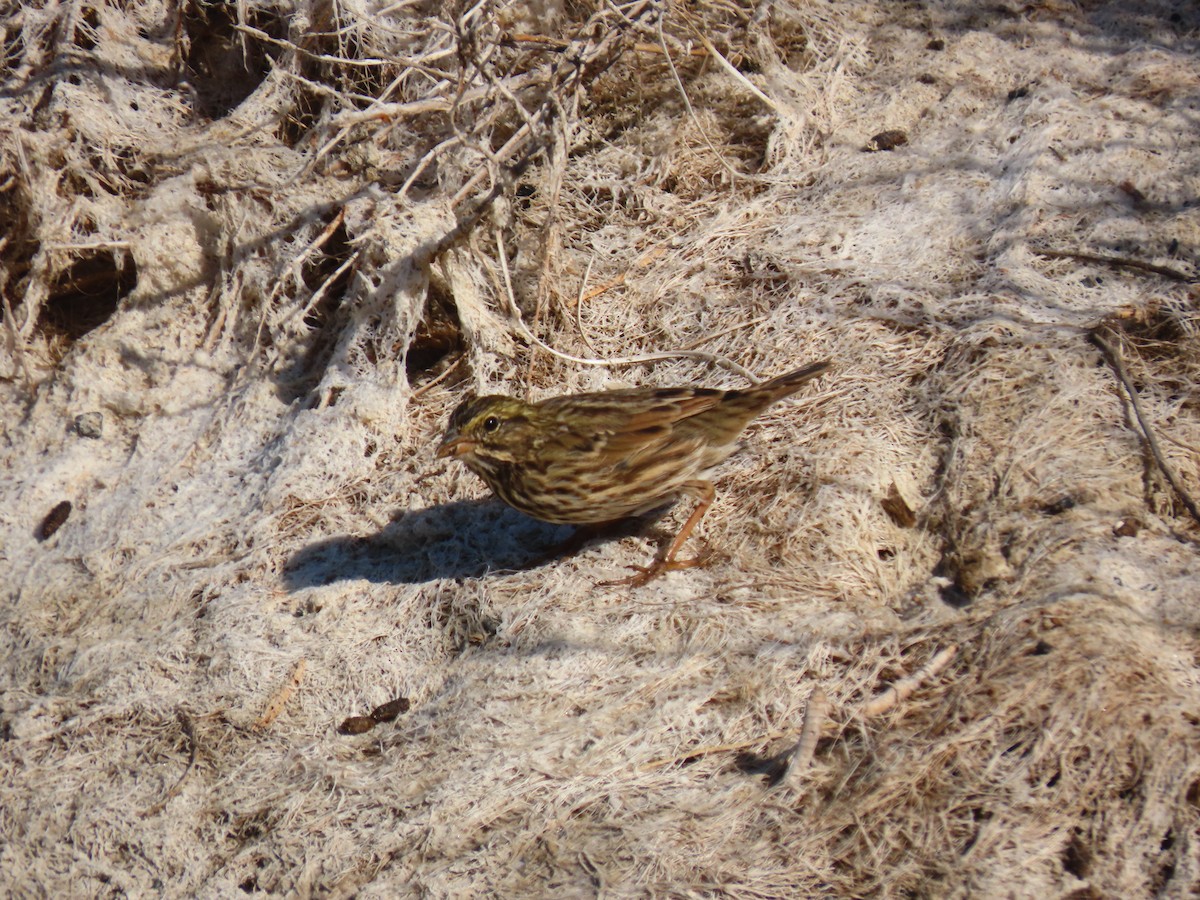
[482,416,501,433]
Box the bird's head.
[436,395,538,466]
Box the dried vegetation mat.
[2,0,1200,896]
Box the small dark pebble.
[74,412,103,439]
[1030,640,1054,656]
[38,501,72,541]
[1040,496,1076,516]
[1113,518,1140,538]
[917,73,937,85]
[926,38,945,51]
[1118,180,1146,205]
[1007,85,1029,102]
[338,716,376,735]
[939,581,973,609]
[863,130,908,152]
[370,697,411,723]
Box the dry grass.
[2,0,1200,896]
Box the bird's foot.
[599,548,712,588]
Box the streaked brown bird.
[436,360,831,586]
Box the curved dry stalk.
[780,687,828,787]
[574,252,601,355]
[1089,328,1200,525]
[656,19,747,186]
[494,228,760,382]
[139,710,198,818]
[862,645,958,717]
[1036,248,1196,283]
[255,658,308,729]
[693,32,780,113]
[411,353,466,399]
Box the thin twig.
[494,229,760,382]
[861,645,958,717]
[43,240,133,252]
[397,136,462,201]
[140,710,197,817]
[579,247,667,302]
[1159,429,1200,456]
[277,207,352,328]
[638,731,790,772]
[1089,328,1200,525]
[640,647,958,774]
[411,353,466,399]
[328,69,547,129]
[500,33,708,57]
[693,32,779,113]
[575,253,601,355]
[680,315,770,351]
[1035,248,1196,283]
[234,22,442,75]
[289,249,360,331]
[447,2,655,211]
[657,20,746,185]
[638,687,829,777]
[0,236,29,386]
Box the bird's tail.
[689,359,831,446]
[715,360,831,427]
[755,360,832,403]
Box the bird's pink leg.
[602,480,715,587]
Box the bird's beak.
[436,435,477,459]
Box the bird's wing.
[539,388,724,464]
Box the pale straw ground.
[2,1,1199,896]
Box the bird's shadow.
[282,498,657,588]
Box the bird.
[436,360,831,586]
